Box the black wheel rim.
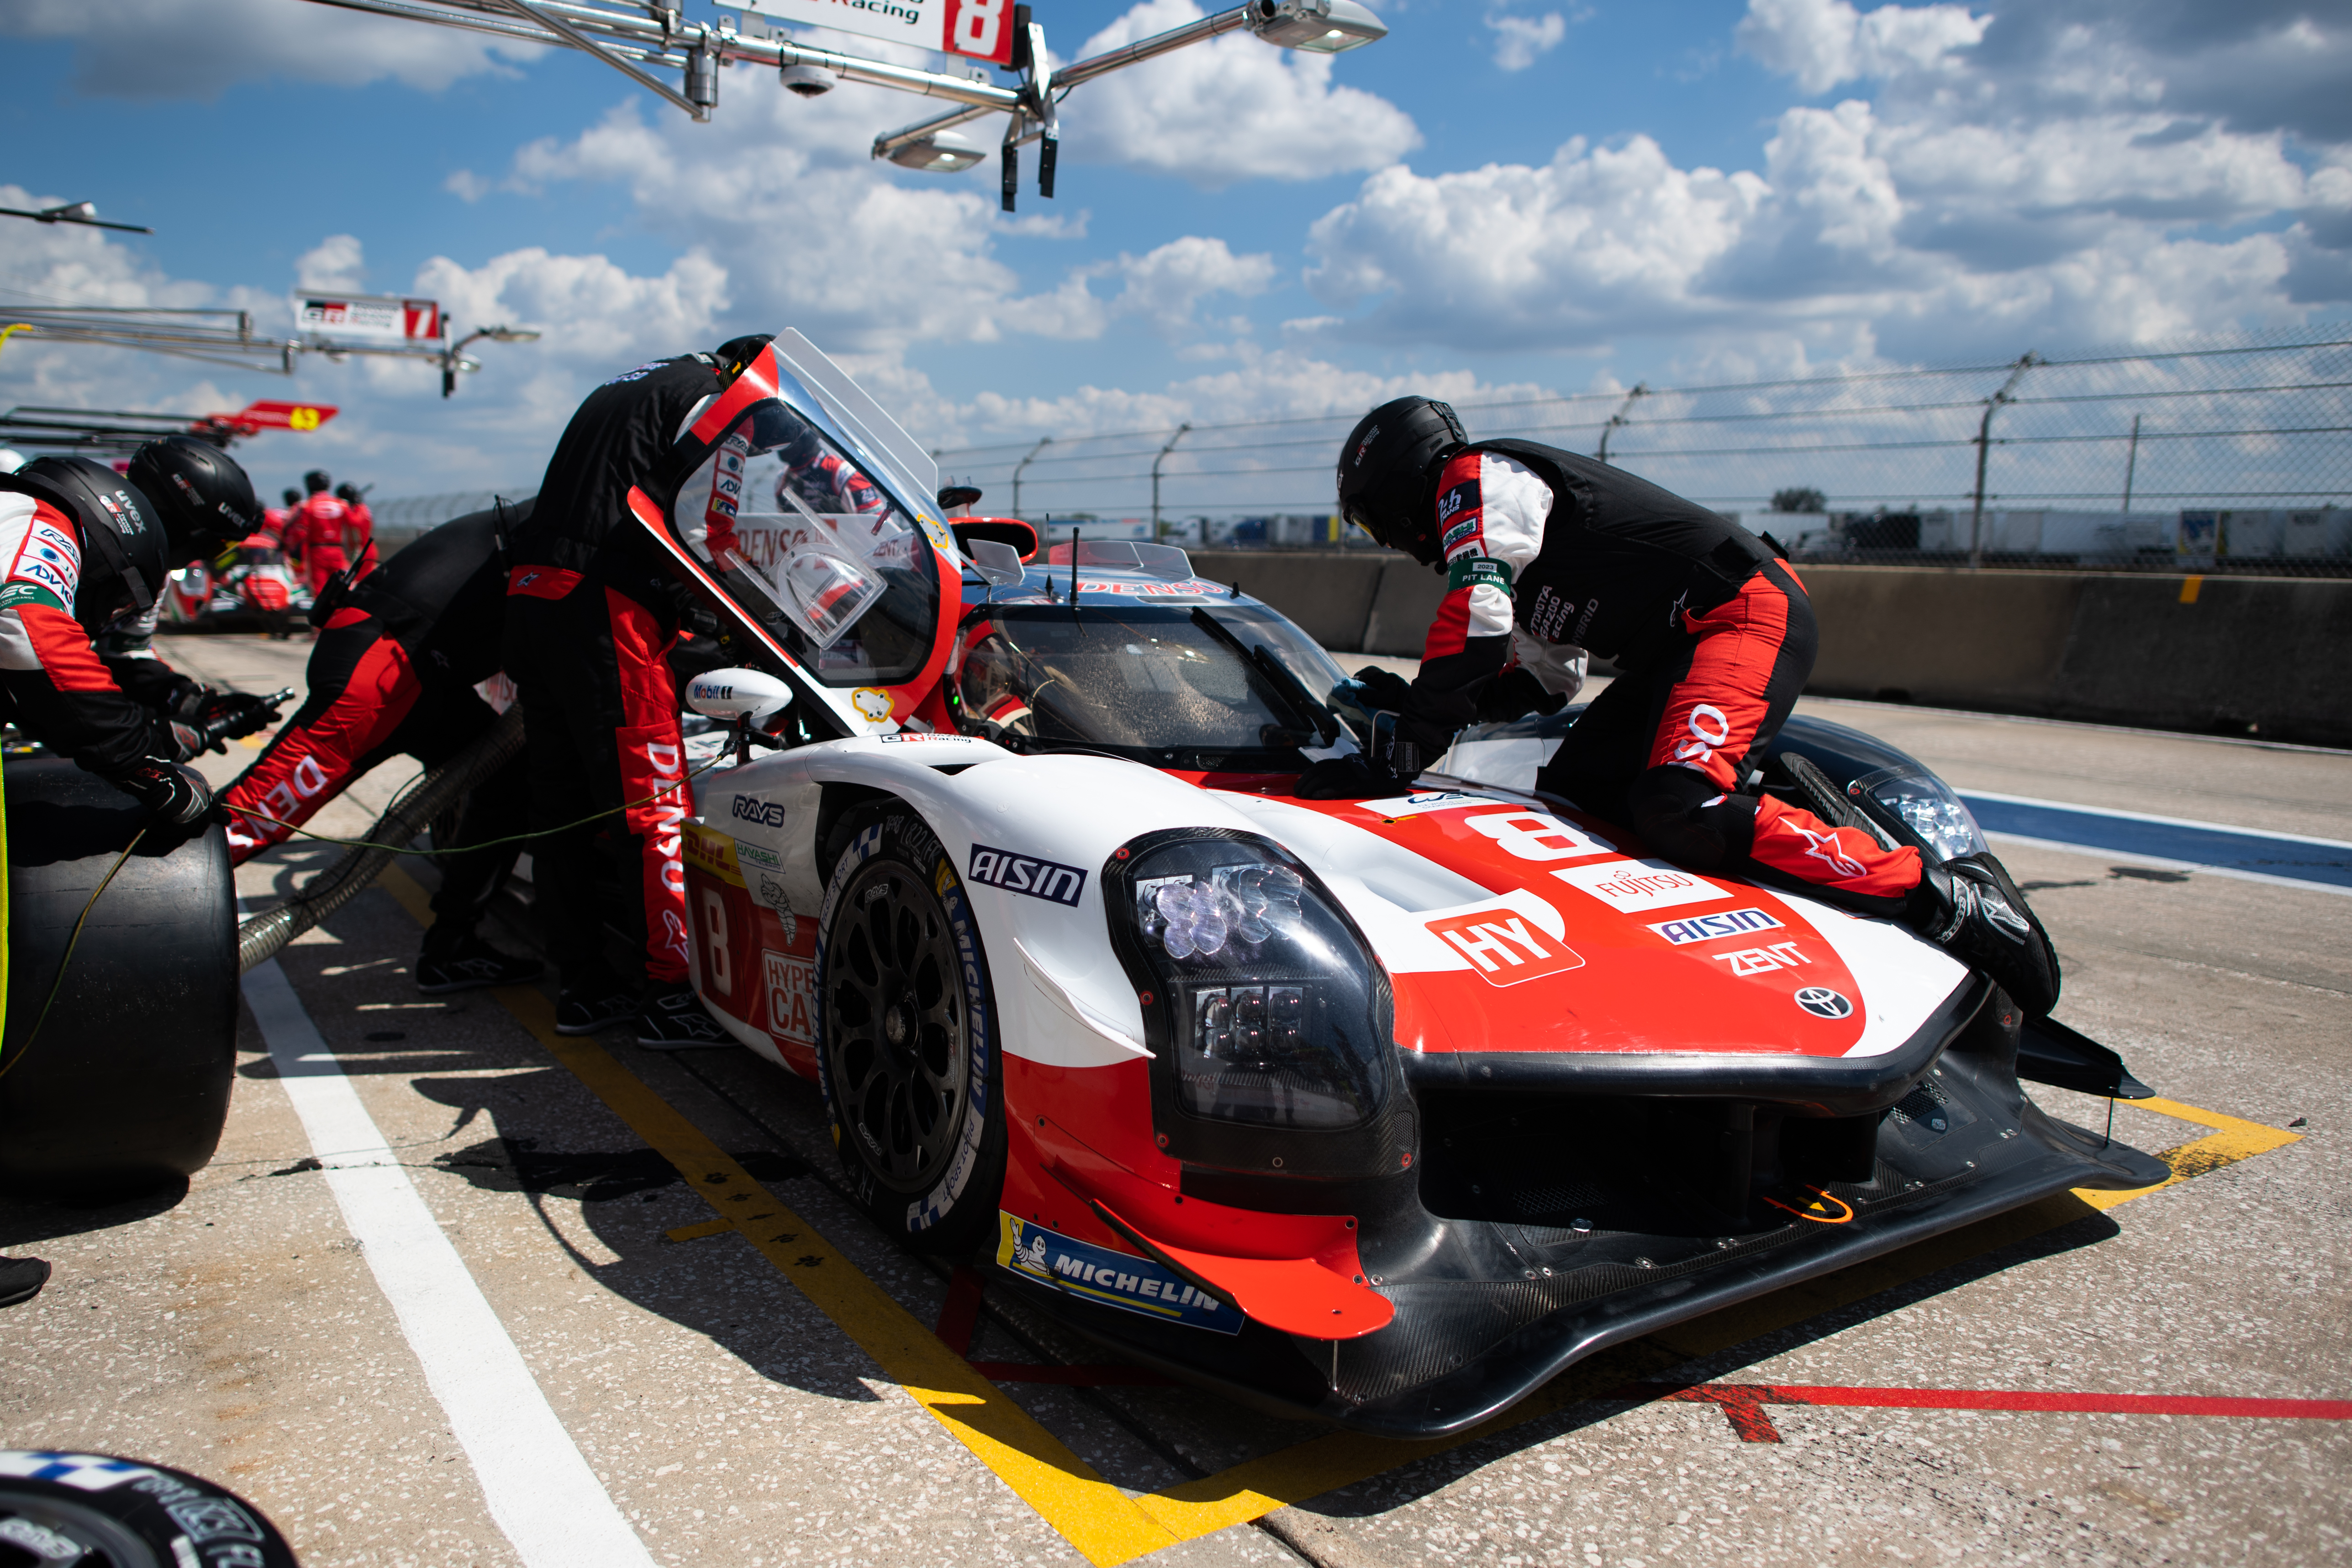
[825,859,969,1194]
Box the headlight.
[1855,767,1987,862]
[1119,834,1389,1132]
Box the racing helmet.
[334,481,362,505]
[129,434,263,565]
[303,469,331,494]
[281,488,301,508]
[713,333,776,384]
[2,456,168,628]
[1335,396,1468,565]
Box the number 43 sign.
[728,0,1014,66]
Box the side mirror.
[967,539,1025,587]
[685,667,795,726]
[937,484,984,511]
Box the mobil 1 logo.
[968,844,1087,907]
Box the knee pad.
[1627,765,1756,871]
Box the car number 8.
[701,887,732,996]
[952,0,1004,58]
[1464,811,1607,861]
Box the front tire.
[816,803,1006,1255]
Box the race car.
[643,333,2166,1436]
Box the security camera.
[780,62,837,97]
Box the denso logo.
[731,795,787,829]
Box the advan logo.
[1424,908,1584,987]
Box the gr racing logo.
[731,794,787,829]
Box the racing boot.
[1906,851,2061,1016]
[635,982,731,1051]
[555,967,638,1036]
[416,929,544,995]
[0,1257,52,1309]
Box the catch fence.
[930,322,2352,575]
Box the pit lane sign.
[721,0,1016,66]
[291,293,443,343]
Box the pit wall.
[1185,551,2352,747]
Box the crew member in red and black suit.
[292,470,349,597]
[334,482,378,582]
[219,501,542,994]
[1312,396,2061,1014]
[500,337,775,1045]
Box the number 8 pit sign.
[725,0,1014,65]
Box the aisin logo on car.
[967,844,1086,907]
[1794,986,1853,1019]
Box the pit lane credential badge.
[997,1214,1245,1335]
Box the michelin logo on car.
[967,843,1086,907]
[998,1214,1245,1335]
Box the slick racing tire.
[816,802,1007,1257]
[0,1450,301,1568]
[0,759,238,1193]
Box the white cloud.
[295,235,369,293]
[1058,0,1420,187]
[0,0,538,97]
[1487,11,1567,73]
[1736,0,1987,95]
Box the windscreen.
[955,604,1334,762]
[671,399,940,688]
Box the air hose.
[235,706,524,973]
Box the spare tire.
[0,759,237,1193]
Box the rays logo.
[731,795,787,829]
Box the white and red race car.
[637,334,2164,1436]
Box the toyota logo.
[1794,987,1853,1019]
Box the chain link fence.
[367,490,534,555]
[931,322,2352,575]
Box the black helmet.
[304,469,331,494]
[713,334,776,385]
[5,456,168,629]
[129,434,262,564]
[281,488,301,508]
[334,481,360,504]
[1335,396,1468,565]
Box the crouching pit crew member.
[1311,396,2060,1015]
[500,337,781,1047]
[0,455,220,829]
[219,502,541,993]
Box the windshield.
[672,399,939,688]
[953,603,1344,765]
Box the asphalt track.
[3,632,2346,1568]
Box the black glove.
[197,689,282,742]
[1474,666,1569,725]
[109,759,214,827]
[1350,665,1413,713]
[169,719,215,759]
[1294,753,1408,800]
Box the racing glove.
[169,719,215,759]
[108,759,215,828]
[1474,666,1570,725]
[195,689,284,743]
[1293,739,1423,801]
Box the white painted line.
[1960,789,2352,851]
[243,959,657,1568]
[1982,831,2352,899]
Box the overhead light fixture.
[780,61,837,97]
[886,129,989,174]
[1247,0,1387,53]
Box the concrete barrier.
[1180,547,2352,747]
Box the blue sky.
[4,0,2347,504]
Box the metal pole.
[1967,353,2039,570]
[1595,383,1647,465]
[1010,436,1051,519]
[1151,423,1191,538]
[2121,414,2141,512]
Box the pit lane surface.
[3,631,2344,1568]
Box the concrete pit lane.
[2,630,2344,1568]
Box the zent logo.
[1648,907,1784,945]
[731,795,787,829]
[1553,858,1729,913]
[1424,909,1584,987]
[1794,986,1854,1019]
[968,844,1086,907]
[1712,941,1808,976]
[1463,811,1611,862]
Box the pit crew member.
[1317,397,2059,1014]
[291,469,349,595]
[501,335,775,1046]
[335,481,379,581]
[0,456,212,827]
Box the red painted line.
[1616,1381,2352,1444]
